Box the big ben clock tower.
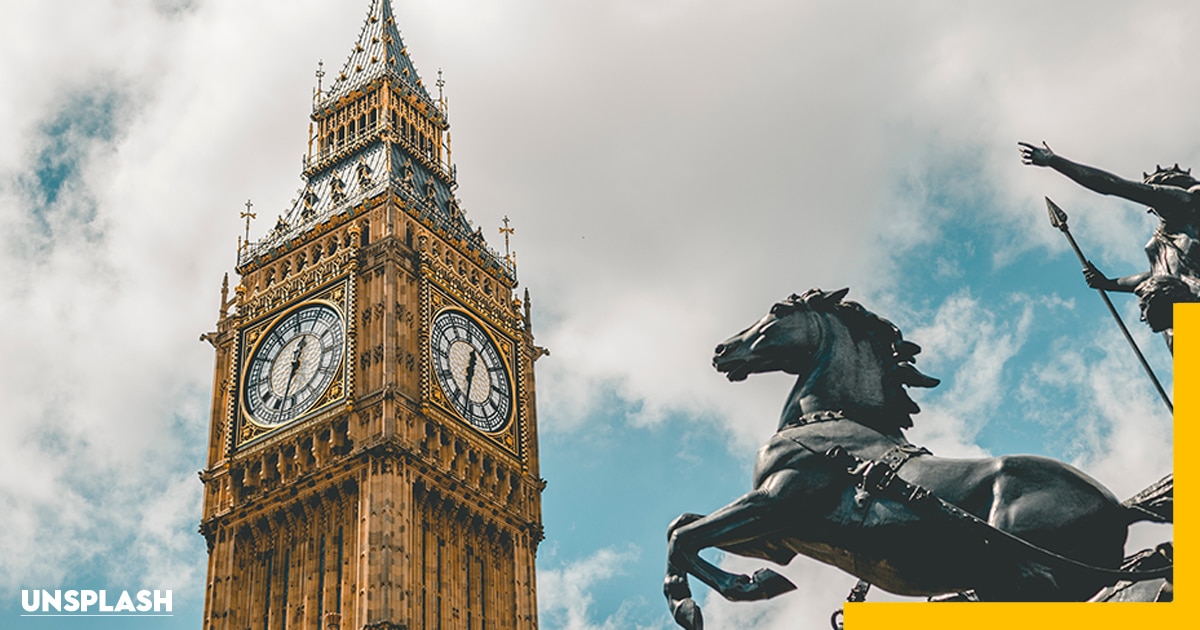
[198,2,544,629]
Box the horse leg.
[664,513,706,630]
[667,470,802,604]
[665,502,787,630]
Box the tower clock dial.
[431,310,513,432]
[244,302,346,427]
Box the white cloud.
[0,0,227,596]
[901,290,1037,457]
[1020,315,1173,497]
[538,545,663,630]
[504,0,1196,461]
[0,0,1185,622]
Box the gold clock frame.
[235,277,355,448]
[429,306,515,433]
[422,287,523,458]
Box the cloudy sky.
[0,0,1187,628]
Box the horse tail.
[1121,473,1173,525]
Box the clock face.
[244,302,345,427]
[431,310,512,432]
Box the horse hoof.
[752,568,797,599]
[663,574,691,600]
[673,598,704,630]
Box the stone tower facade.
[198,2,545,629]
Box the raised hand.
[1018,141,1054,167]
[1082,259,1118,291]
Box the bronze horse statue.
[663,288,1168,629]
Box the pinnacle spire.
[238,0,513,285]
[321,0,435,108]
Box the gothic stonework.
[199,2,544,629]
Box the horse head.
[714,288,939,432]
[713,288,848,381]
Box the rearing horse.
[663,288,1161,629]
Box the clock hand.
[465,349,478,398]
[291,336,307,371]
[280,337,308,416]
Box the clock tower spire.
[199,2,543,629]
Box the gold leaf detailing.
[315,373,344,409]
[240,417,270,443]
[242,248,354,320]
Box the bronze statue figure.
[1019,141,1200,351]
[663,289,1170,629]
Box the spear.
[1045,197,1173,413]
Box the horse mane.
[788,288,940,432]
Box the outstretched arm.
[1018,142,1194,217]
[1083,259,1148,294]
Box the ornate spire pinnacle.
[321,0,435,109]
[240,199,256,251]
[218,273,233,320]
[437,68,445,107]
[523,287,531,327]
[500,215,514,263]
[315,60,325,99]
[439,69,453,174]
[238,0,512,285]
